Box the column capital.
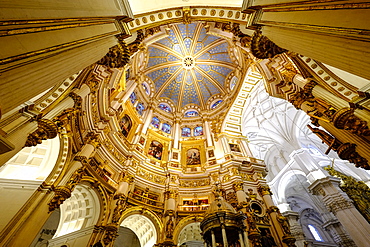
[233,181,244,191]
[258,184,272,196]
[24,119,58,147]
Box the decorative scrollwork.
[24,119,58,147]
[251,30,287,59]
[97,34,130,68]
[333,108,370,136]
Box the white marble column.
[141,107,153,135]
[203,120,213,147]
[308,177,370,247]
[173,121,180,149]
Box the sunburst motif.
[144,22,238,110]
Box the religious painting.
[173,152,178,160]
[162,123,171,134]
[136,102,145,116]
[159,103,172,113]
[148,140,163,160]
[151,117,160,128]
[119,115,132,137]
[229,143,241,152]
[186,148,201,166]
[208,149,214,158]
[194,126,203,136]
[182,127,191,137]
[139,137,145,145]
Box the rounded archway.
[121,214,157,247]
[177,222,203,246]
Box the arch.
[275,169,307,204]
[53,184,101,238]
[173,216,204,245]
[0,137,60,181]
[177,222,203,246]
[120,207,163,247]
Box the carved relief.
[333,108,370,136]
[250,30,287,59]
[25,119,58,147]
[97,34,130,68]
[308,125,369,170]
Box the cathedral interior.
[1,1,370,247]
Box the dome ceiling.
[143,22,239,110]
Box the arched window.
[194,126,203,136]
[182,127,191,137]
[211,100,222,109]
[130,92,137,104]
[120,115,132,137]
[230,76,238,90]
[184,110,198,117]
[136,102,145,116]
[162,123,171,134]
[308,224,323,242]
[142,83,150,95]
[151,117,160,129]
[158,103,171,113]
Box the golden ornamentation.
[122,174,134,183]
[48,186,71,212]
[324,166,370,222]
[192,9,198,15]
[142,17,148,24]
[137,167,166,184]
[111,195,127,224]
[201,9,207,15]
[158,13,164,19]
[97,34,130,68]
[240,172,255,181]
[164,189,178,200]
[103,223,119,245]
[182,7,191,24]
[308,125,369,169]
[232,181,244,191]
[210,9,216,16]
[167,12,173,18]
[175,10,181,17]
[332,108,370,136]
[150,15,155,21]
[250,30,287,59]
[179,178,210,187]
[258,185,272,196]
[24,119,58,147]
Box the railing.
[178,204,210,212]
[128,191,164,208]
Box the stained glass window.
[184,110,199,117]
[230,76,238,90]
[211,100,222,109]
[136,102,145,116]
[130,92,137,104]
[182,127,191,137]
[142,83,150,95]
[162,123,171,134]
[159,103,172,113]
[194,126,203,136]
[151,117,160,128]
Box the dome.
[205,196,236,216]
[143,22,240,111]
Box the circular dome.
[143,22,239,111]
[205,197,236,216]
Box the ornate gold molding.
[258,184,272,196]
[250,30,287,59]
[24,119,58,147]
[232,181,244,191]
[308,125,369,170]
[97,34,130,68]
[333,108,370,136]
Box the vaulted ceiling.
[143,22,239,110]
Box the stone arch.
[275,169,307,204]
[120,214,157,247]
[177,222,203,246]
[119,206,163,246]
[53,183,101,238]
[173,216,203,245]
